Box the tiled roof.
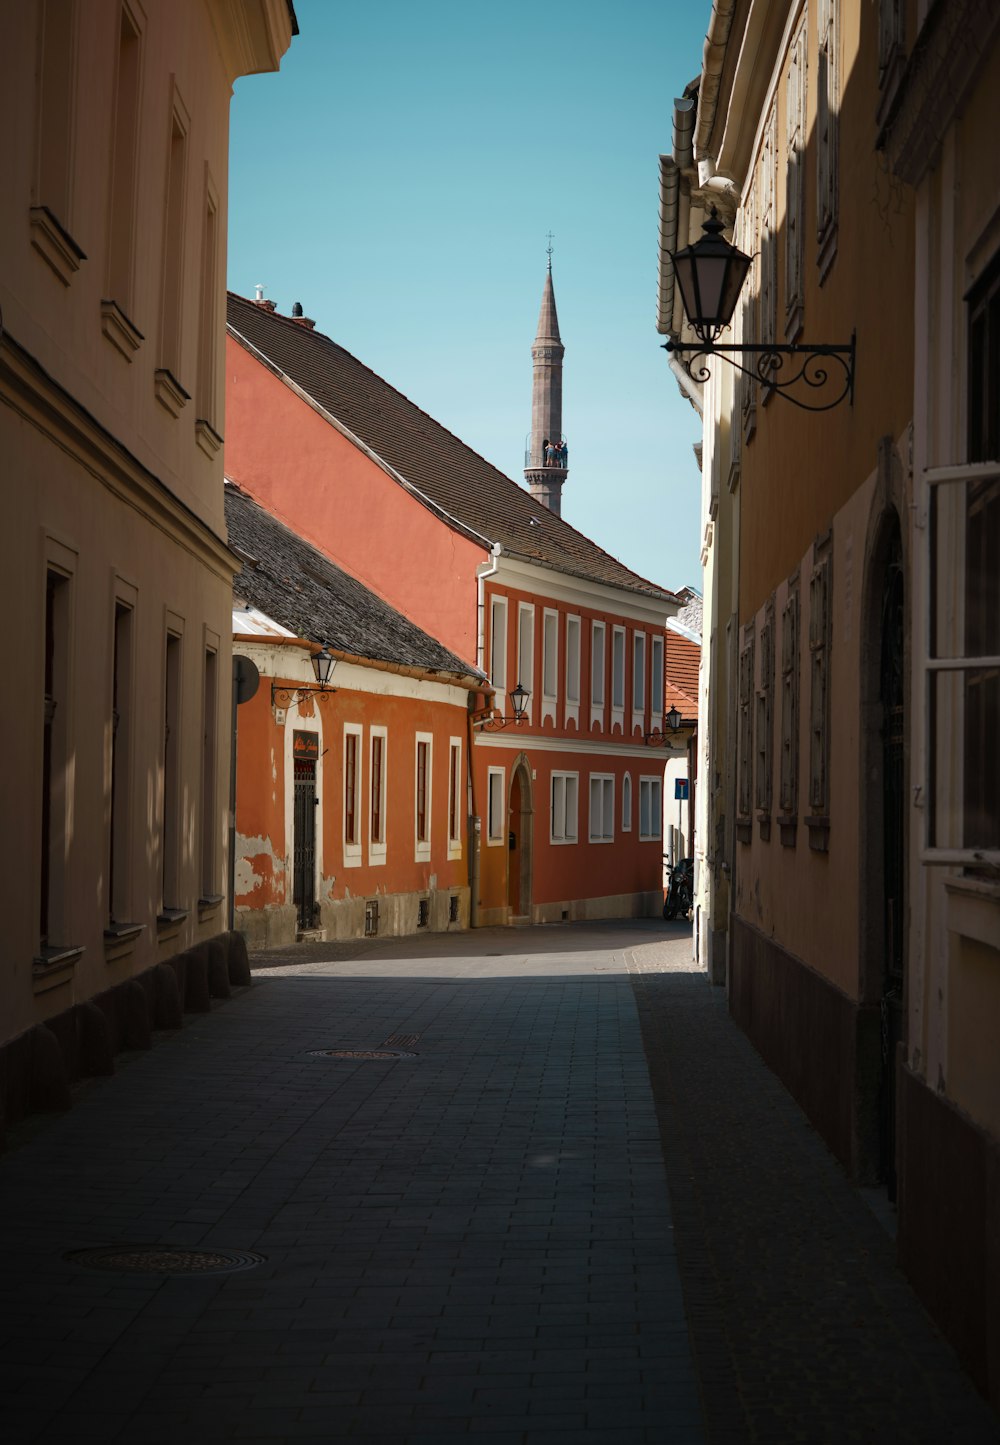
[226,484,481,682]
[227,292,677,604]
[665,629,700,705]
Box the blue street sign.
[675,778,689,801]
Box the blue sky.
[228,0,710,593]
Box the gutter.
[694,0,739,161]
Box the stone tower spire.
[524,251,567,516]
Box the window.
[157,93,189,400]
[632,632,646,713]
[808,544,832,848]
[817,0,840,276]
[106,4,142,316]
[591,621,606,720]
[448,737,462,856]
[200,643,218,899]
[517,603,534,720]
[415,733,431,859]
[923,255,1000,863]
[31,0,83,283]
[876,0,906,123]
[566,615,581,708]
[639,776,663,841]
[611,626,626,713]
[779,584,800,843]
[40,561,73,947]
[739,178,759,435]
[785,12,807,339]
[550,771,579,843]
[490,595,507,694]
[195,171,220,434]
[760,106,778,374]
[343,724,362,862]
[755,602,775,838]
[109,598,133,924]
[589,774,614,842]
[161,628,182,911]
[650,635,664,718]
[369,728,387,857]
[542,608,558,722]
[487,766,505,845]
[622,772,632,832]
[737,626,754,842]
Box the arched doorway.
[507,756,533,921]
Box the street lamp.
[664,207,855,411]
[644,704,687,746]
[474,681,531,730]
[271,644,338,708]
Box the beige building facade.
[662,0,999,1408]
[0,0,294,1125]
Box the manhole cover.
[306,1048,417,1060]
[65,1247,265,1275]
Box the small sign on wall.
[674,778,689,801]
[293,730,319,761]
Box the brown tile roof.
[227,292,677,604]
[226,484,482,683]
[665,629,700,707]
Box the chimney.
[254,284,276,312]
[291,300,316,330]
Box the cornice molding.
[495,554,677,628]
[1,332,237,582]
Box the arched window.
[622,772,632,831]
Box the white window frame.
[565,613,581,726]
[486,765,506,846]
[447,736,463,860]
[639,775,663,842]
[650,634,664,720]
[490,594,507,695]
[922,461,1000,865]
[414,731,432,863]
[590,620,606,728]
[622,771,632,832]
[588,772,615,843]
[611,625,626,730]
[368,725,387,865]
[631,631,646,735]
[541,608,559,724]
[343,722,363,867]
[517,603,534,722]
[550,770,579,844]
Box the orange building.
[225,284,681,928]
[227,486,481,944]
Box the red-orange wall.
[225,337,487,662]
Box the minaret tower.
[524,238,567,516]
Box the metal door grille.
[293,758,316,930]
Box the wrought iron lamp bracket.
[663,332,855,413]
[270,683,337,711]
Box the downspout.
[469,542,503,927]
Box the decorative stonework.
[195,417,223,458]
[29,206,86,286]
[100,299,144,360]
[154,367,190,418]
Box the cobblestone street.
[1,922,996,1443]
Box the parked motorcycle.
[663,856,694,921]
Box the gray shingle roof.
[226,484,481,682]
[227,292,677,604]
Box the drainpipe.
[469,542,502,927]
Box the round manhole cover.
[306,1048,417,1060]
[65,1246,265,1275]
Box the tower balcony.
[524,436,568,469]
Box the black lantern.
[666,705,682,733]
[509,681,530,721]
[669,207,752,344]
[311,645,336,688]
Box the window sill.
[757,812,772,842]
[777,814,798,847]
[944,875,1000,952]
[30,206,86,286]
[195,417,223,459]
[154,367,190,418]
[157,907,188,943]
[33,945,84,994]
[198,894,224,921]
[806,814,830,852]
[736,818,752,845]
[101,299,144,360]
[104,921,145,961]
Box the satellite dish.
[233,654,260,705]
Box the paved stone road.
[0,922,996,1445]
